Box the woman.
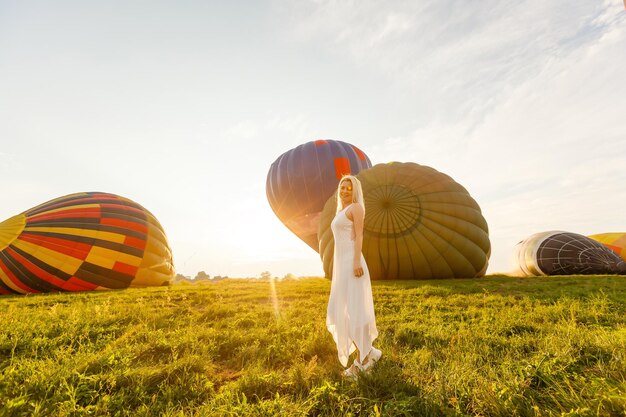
[326,175,381,379]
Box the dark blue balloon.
[266,140,372,251]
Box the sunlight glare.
[269,275,281,320]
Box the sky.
[1,0,625,279]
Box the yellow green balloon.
[318,162,490,279]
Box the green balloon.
[318,162,490,279]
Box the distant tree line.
[172,271,228,284]
[172,271,303,284]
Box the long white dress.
[326,204,378,367]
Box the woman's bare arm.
[350,203,365,277]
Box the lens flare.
[269,276,280,320]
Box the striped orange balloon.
[0,192,174,295]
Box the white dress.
[326,204,378,367]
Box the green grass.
[0,275,625,416]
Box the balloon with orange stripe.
[0,192,175,295]
[266,139,372,251]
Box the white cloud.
[265,112,313,141]
[226,120,259,139]
[461,15,625,272]
[276,0,626,274]
[276,0,617,122]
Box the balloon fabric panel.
[537,233,626,275]
[588,233,626,262]
[0,192,174,295]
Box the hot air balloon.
[588,233,626,262]
[0,192,175,295]
[514,231,626,276]
[266,140,372,251]
[318,162,490,279]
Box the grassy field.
[0,275,625,416]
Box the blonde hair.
[336,175,365,214]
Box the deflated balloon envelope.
[588,233,626,262]
[266,140,371,251]
[0,192,175,295]
[318,162,491,279]
[514,231,626,276]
